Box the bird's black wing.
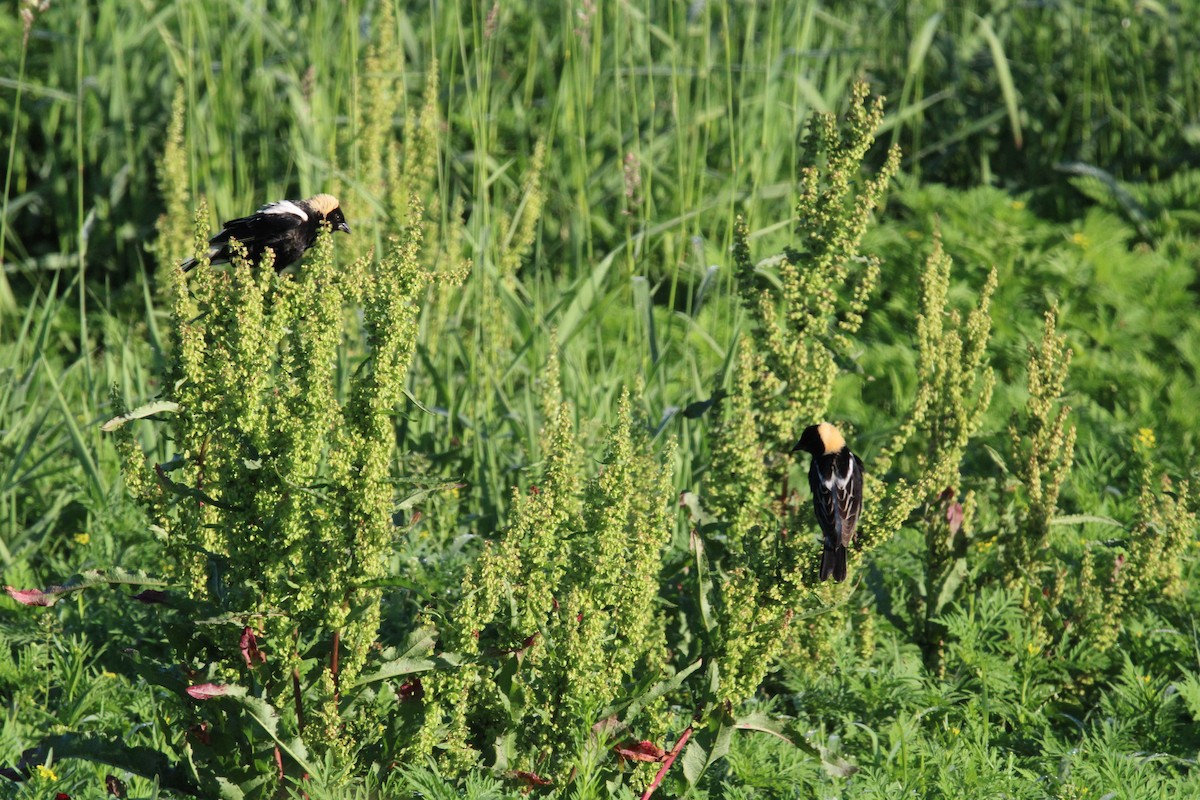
[181,202,310,271]
[811,456,845,582]
[210,207,306,246]
[835,451,864,548]
[809,458,837,544]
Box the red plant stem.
[274,744,284,780]
[640,726,693,800]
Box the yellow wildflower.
[1135,428,1156,450]
[35,764,58,781]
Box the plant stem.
[640,726,692,800]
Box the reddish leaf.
[239,627,265,668]
[398,678,424,701]
[187,722,211,745]
[615,740,666,763]
[56,794,72,799]
[592,716,619,736]
[132,590,168,604]
[185,683,229,700]
[500,632,539,656]
[640,727,692,800]
[510,770,552,788]
[5,587,55,606]
[946,503,964,535]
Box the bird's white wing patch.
[259,200,308,221]
[836,457,854,489]
[820,464,836,491]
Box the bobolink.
[792,422,864,583]
[181,194,351,272]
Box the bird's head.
[792,422,845,455]
[308,193,351,234]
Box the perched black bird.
[181,194,351,272]
[792,422,864,583]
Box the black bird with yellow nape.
[181,194,350,272]
[792,422,864,583]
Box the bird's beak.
[790,440,804,453]
[337,221,351,234]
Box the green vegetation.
[3,1,1199,798]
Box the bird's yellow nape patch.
[816,422,845,454]
[306,193,341,216]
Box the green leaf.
[100,399,179,431]
[42,358,106,499]
[907,13,942,78]
[679,719,733,786]
[558,248,620,344]
[6,568,170,607]
[632,275,660,366]
[691,528,716,635]
[710,722,734,763]
[1050,514,1124,528]
[27,734,199,796]
[733,711,794,745]
[982,444,1010,473]
[153,463,237,510]
[215,777,246,800]
[602,658,703,734]
[934,557,968,616]
[680,740,707,786]
[201,685,319,779]
[976,15,1022,149]
[393,481,465,512]
[349,628,439,688]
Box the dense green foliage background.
[2,0,1199,797]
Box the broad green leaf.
[100,399,179,431]
[350,628,439,688]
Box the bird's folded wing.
[211,208,306,245]
[809,464,837,540]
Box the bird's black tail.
[820,545,847,583]
[180,258,198,272]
